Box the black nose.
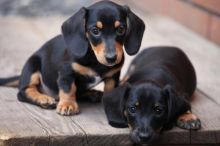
[138,132,152,142]
[106,54,117,63]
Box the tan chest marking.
[72,63,98,77]
[104,78,115,92]
[103,66,122,78]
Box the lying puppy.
[103,46,201,144]
[0,1,145,115]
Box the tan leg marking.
[72,63,97,76]
[25,72,55,108]
[177,110,201,130]
[96,21,103,29]
[104,78,115,92]
[178,111,198,121]
[56,83,79,115]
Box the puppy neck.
[73,46,100,66]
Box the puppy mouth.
[102,57,121,66]
[130,129,158,145]
[104,62,117,67]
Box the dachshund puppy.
[103,46,201,144]
[0,1,145,116]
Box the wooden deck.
[0,6,220,146]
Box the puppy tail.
[0,76,20,88]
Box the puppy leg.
[18,57,56,109]
[177,110,201,130]
[57,83,79,115]
[79,89,103,103]
[56,64,79,116]
[104,72,120,92]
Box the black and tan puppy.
[103,46,201,144]
[0,1,145,115]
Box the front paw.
[56,100,79,116]
[177,113,201,130]
[37,95,57,109]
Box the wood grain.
[0,87,220,145]
[0,4,220,145]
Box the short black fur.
[0,1,145,114]
[103,46,200,145]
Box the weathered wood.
[0,87,220,145]
[0,4,220,145]
[190,91,220,144]
[137,13,220,105]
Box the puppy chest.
[75,75,102,89]
[87,76,102,88]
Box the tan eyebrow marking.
[114,20,120,28]
[96,21,103,29]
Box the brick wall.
[127,0,220,46]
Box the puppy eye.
[153,105,163,115]
[116,26,126,35]
[90,27,101,36]
[128,106,136,114]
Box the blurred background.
[0,0,220,45]
[0,0,219,99]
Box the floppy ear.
[163,85,191,126]
[103,83,131,128]
[123,6,145,55]
[62,7,88,58]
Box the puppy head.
[103,83,190,145]
[62,1,145,66]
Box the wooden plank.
[69,103,131,146]
[0,87,219,145]
[0,8,220,146]
[190,91,220,144]
[0,87,49,146]
[0,87,131,146]
[0,87,86,146]
[0,16,48,77]
[138,14,220,105]
[2,15,220,105]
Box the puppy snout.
[105,53,117,63]
[138,132,152,143]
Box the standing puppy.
[0,1,145,116]
[103,46,201,144]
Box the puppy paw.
[56,100,79,116]
[80,90,103,103]
[37,95,56,109]
[88,90,103,102]
[177,112,201,130]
